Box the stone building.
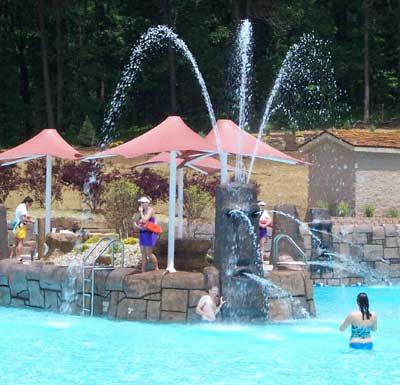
[299,129,400,216]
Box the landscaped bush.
[336,201,351,217]
[184,173,219,196]
[61,161,123,212]
[84,236,102,244]
[316,200,329,210]
[0,165,22,203]
[364,203,376,218]
[103,178,142,238]
[127,168,169,203]
[23,158,63,207]
[387,208,399,218]
[123,237,139,245]
[74,244,90,253]
[184,184,213,237]
[110,140,124,148]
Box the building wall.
[355,153,400,216]
[308,140,356,214]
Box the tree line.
[0,0,399,147]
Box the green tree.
[183,184,213,237]
[78,116,96,146]
[103,178,142,238]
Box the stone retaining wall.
[299,223,400,285]
[0,260,218,321]
[0,260,314,321]
[268,270,315,320]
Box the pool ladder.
[271,233,308,268]
[81,237,125,316]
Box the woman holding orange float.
[133,196,160,272]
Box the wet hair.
[357,292,371,320]
[22,196,33,204]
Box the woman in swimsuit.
[340,292,377,350]
[133,196,159,273]
[258,200,272,261]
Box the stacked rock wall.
[0,260,218,321]
[298,223,400,285]
[0,259,315,321]
[267,270,315,320]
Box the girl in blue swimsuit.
[340,292,377,350]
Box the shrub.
[336,201,351,217]
[123,237,139,245]
[127,168,169,203]
[364,203,376,218]
[184,184,213,237]
[387,208,399,218]
[0,165,22,203]
[184,173,219,196]
[110,140,124,148]
[103,178,142,238]
[78,116,96,146]
[23,158,63,207]
[61,161,122,212]
[84,236,102,244]
[74,244,90,253]
[316,200,329,210]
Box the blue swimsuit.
[349,325,373,350]
[139,216,158,247]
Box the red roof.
[206,120,304,164]
[328,129,400,148]
[135,152,234,174]
[89,116,217,159]
[0,128,82,160]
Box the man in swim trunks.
[196,286,226,322]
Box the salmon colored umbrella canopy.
[86,116,217,160]
[0,128,83,235]
[205,119,304,164]
[135,151,233,241]
[85,115,218,273]
[0,128,83,161]
[135,152,234,175]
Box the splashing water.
[101,25,222,153]
[228,209,263,268]
[231,20,253,183]
[60,262,80,314]
[245,273,310,319]
[269,210,391,284]
[247,34,349,181]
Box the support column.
[177,168,184,239]
[220,152,229,184]
[37,218,46,259]
[167,151,177,272]
[45,155,52,235]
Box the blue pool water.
[1,286,399,385]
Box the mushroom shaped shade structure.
[84,116,218,272]
[0,128,83,234]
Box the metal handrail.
[82,237,125,316]
[271,233,308,267]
